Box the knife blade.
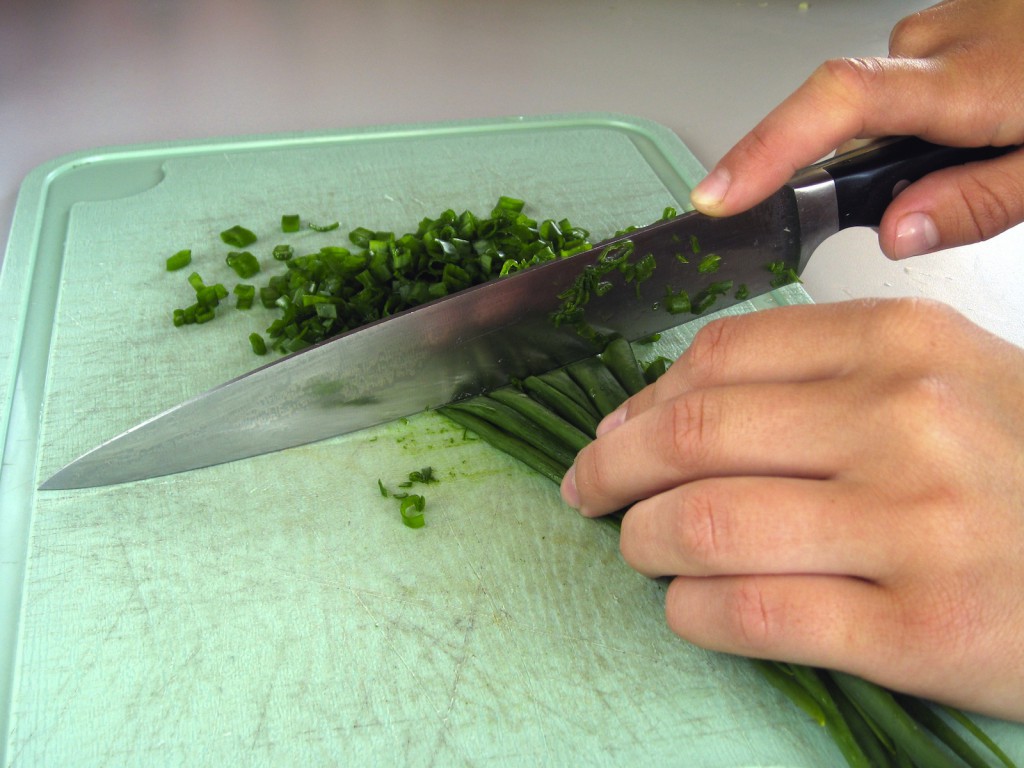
[40,137,1016,489]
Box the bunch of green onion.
[438,336,1017,768]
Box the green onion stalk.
[437,335,1017,768]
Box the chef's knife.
[40,137,1016,489]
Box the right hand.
[689,0,1024,260]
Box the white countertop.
[4,0,1023,345]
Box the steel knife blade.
[40,137,1016,489]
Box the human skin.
[690,0,1024,259]
[560,0,1024,722]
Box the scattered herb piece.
[166,249,192,271]
[378,468,439,528]
[173,273,228,326]
[399,495,426,528]
[735,284,750,300]
[308,220,341,232]
[233,283,255,309]
[624,252,657,288]
[693,280,734,314]
[225,250,260,279]
[248,332,267,355]
[407,467,437,484]
[281,214,300,233]
[664,287,691,315]
[766,260,802,288]
[697,253,722,274]
[689,234,701,254]
[272,244,294,261]
[643,355,673,383]
[220,225,257,248]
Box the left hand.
[560,298,1024,722]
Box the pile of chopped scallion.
[167,196,596,355]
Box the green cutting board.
[2,114,1021,766]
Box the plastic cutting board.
[2,114,1022,766]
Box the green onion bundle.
[438,336,1016,768]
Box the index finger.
[604,299,906,431]
[690,56,956,217]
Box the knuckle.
[896,576,980,667]
[683,317,734,384]
[674,485,728,570]
[665,390,718,468]
[727,578,779,652]
[812,57,887,116]
[957,167,1020,241]
[888,10,937,57]
[861,297,955,357]
[889,376,959,456]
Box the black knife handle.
[815,137,1019,230]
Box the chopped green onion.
[220,225,257,248]
[248,332,267,355]
[693,280,733,314]
[281,214,300,232]
[697,253,722,274]
[643,356,673,383]
[664,286,691,315]
[407,467,437,484]
[165,249,192,271]
[767,260,802,288]
[309,220,340,232]
[399,494,426,528]
[272,244,294,261]
[233,283,255,309]
[494,195,525,213]
[225,250,260,279]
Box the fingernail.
[596,405,626,437]
[560,464,580,509]
[691,167,731,211]
[893,212,940,259]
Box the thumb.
[879,147,1024,260]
